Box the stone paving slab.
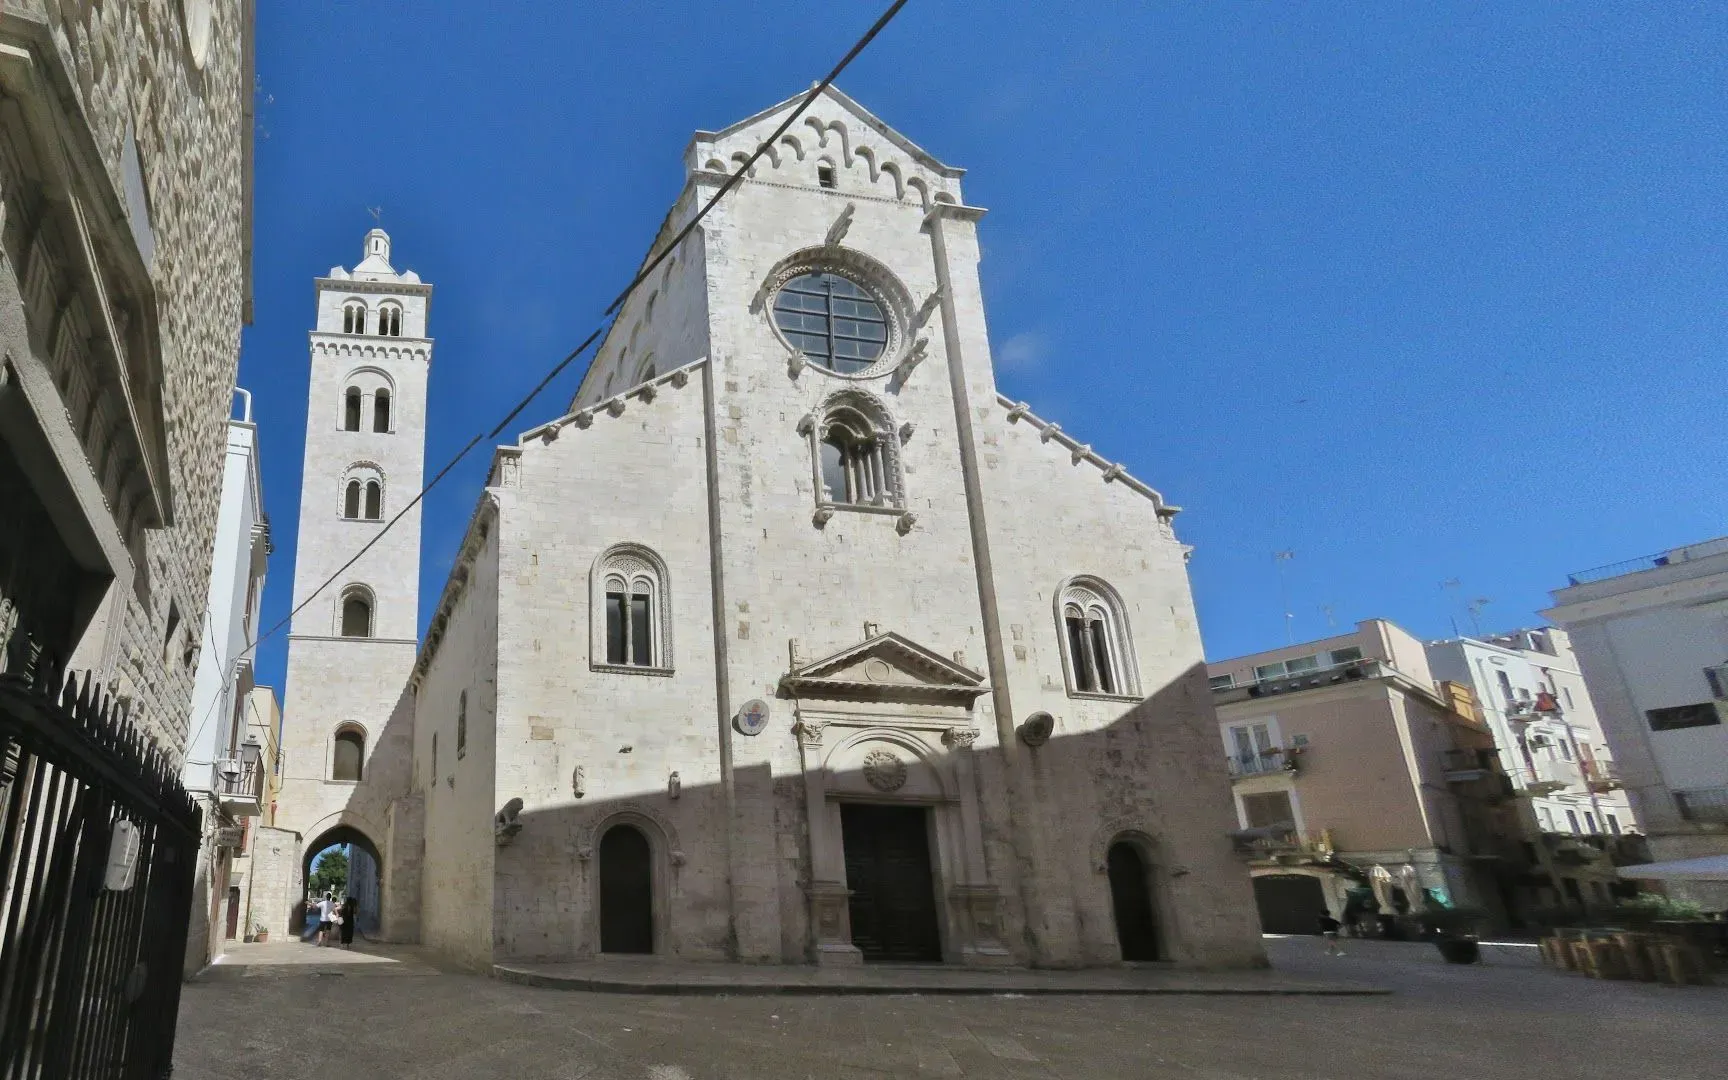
[492,958,1387,996]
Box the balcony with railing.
[1580,758,1623,793]
[216,740,264,817]
[1226,748,1299,780]
[1228,822,1335,861]
[1675,786,1728,826]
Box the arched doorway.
[1107,841,1161,961]
[1252,873,1328,935]
[599,824,653,954]
[299,825,383,941]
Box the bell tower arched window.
[1055,577,1139,698]
[373,389,391,432]
[343,388,362,431]
[343,480,362,519]
[340,587,374,638]
[378,303,402,337]
[332,725,365,781]
[364,481,382,520]
[343,301,367,335]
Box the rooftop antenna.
[1467,597,1493,636]
[1440,578,1462,637]
[1274,551,1296,644]
[1320,603,1337,629]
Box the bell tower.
[270,229,431,935]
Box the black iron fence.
[0,662,201,1080]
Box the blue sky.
[242,1,1726,692]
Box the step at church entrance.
[840,803,942,962]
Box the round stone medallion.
[862,748,907,792]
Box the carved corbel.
[895,511,917,536]
[540,423,560,444]
[571,765,585,799]
[494,798,524,845]
[912,290,944,332]
[898,421,914,443]
[796,413,816,437]
[668,771,681,800]
[638,383,657,403]
[1039,422,1062,443]
[573,410,595,429]
[825,203,856,247]
[812,506,835,528]
[788,351,808,379]
[1006,401,1030,423]
[1101,463,1125,483]
[1070,443,1091,465]
[606,397,626,417]
[670,369,689,389]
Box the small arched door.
[598,824,654,954]
[1107,841,1161,961]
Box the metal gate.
[0,661,201,1080]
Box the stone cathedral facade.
[267,89,1263,970]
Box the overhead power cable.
[236,0,912,673]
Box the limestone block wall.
[486,373,727,963]
[412,513,499,969]
[246,826,302,942]
[572,213,711,405]
[3,1,251,754]
[976,396,1263,967]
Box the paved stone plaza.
[175,938,1721,1079]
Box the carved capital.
[795,720,827,747]
[943,727,981,749]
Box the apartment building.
[1428,628,1642,916]
[1544,536,1728,908]
[1209,619,1513,933]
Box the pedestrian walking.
[339,896,357,948]
[1319,911,1343,956]
[316,893,335,946]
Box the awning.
[1616,854,1728,882]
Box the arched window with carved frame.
[373,388,392,432]
[1055,576,1139,698]
[343,387,363,431]
[377,301,403,337]
[804,392,903,511]
[590,544,672,673]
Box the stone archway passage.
[599,824,654,954]
[1107,842,1161,961]
[840,803,941,963]
[1252,873,1327,935]
[300,825,383,938]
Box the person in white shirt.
[316,894,334,946]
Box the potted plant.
[1421,905,1488,964]
[253,922,269,944]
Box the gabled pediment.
[780,632,987,705]
[693,84,965,179]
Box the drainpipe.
[923,202,1047,964]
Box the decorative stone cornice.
[999,396,1180,519]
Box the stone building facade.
[0,1,253,753]
[271,89,1263,970]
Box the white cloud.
[996,331,1045,371]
